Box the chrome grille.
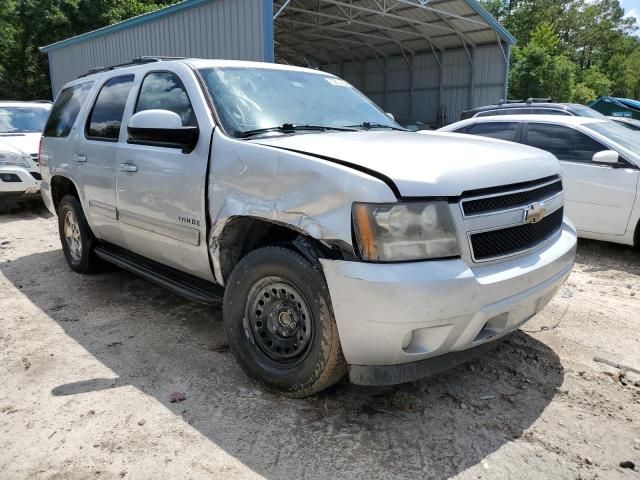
[463,179,562,216]
[460,176,565,263]
[470,208,564,261]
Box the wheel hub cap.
[63,210,82,261]
[247,278,313,363]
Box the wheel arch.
[50,175,81,214]
[212,215,354,285]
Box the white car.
[437,115,640,247]
[0,101,52,212]
[40,58,576,396]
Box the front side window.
[86,75,135,141]
[198,67,400,138]
[588,121,640,156]
[526,123,606,163]
[135,72,196,126]
[465,122,520,142]
[570,105,607,119]
[44,82,94,138]
[0,106,50,133]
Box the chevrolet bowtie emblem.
[524,203,547,224]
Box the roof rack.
[497,99,524,105]
[77,56,187,79]
[526,97,552,104]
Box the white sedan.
[436,115,640,247]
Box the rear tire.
[223,246,347,397]
[58,195,97,274]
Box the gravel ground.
[1,204,639,480]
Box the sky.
[622,0,640,30]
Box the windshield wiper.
[344,122,407,131]
[240,123,357,138]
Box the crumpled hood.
[253,130,560,197]
[0,133,41,156]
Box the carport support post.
[438,51,445,126]
[409,54,415,120]
[469,46,476,110]
[383,57,388,112]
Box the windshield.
[198,67,399,138]
[571,105,607,119]
[0,106,50,133]
[588,120,640,156]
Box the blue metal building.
[40,0,515,125]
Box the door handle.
[73,153,87,163]
[119,163,138,173]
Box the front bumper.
[0,166,41,198]
[321,221,577,383]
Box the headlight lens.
[353,201,461,262]
[0,150,30,168]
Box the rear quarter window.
[44,82,94,138]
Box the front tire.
[223,247,347,397]
[58,195,97,274]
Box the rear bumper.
[320,221,576,374]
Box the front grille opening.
[470,208,564,261]
[463,180,562,216]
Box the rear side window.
[534,108,569,115]
[86,75,135,141]
[526,123,605,163]
[465,122,520,142]
[135,72,196,127]
[44,82,94,137]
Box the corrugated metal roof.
[273,0,515,66]
[40,0,514,64]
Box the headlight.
[0,150,30,168]
[353,201,461,262]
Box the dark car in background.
[460,99,606,121]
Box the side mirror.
[592,150,620,165]
[127,109,199,153]
[386,112,395,121]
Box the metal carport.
[41,0,515,125]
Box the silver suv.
[40,58,577,397]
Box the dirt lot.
[1,205,639,480]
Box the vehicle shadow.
[1,249,565,479]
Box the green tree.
[0,0,179,100]
[509,23,576,102]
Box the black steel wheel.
[223,246,347,397]
[247,277,313,365]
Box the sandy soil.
[1,204,639,480]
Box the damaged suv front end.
[194,61,577,389]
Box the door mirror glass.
[127,109,199,153]
[592,150,620,165]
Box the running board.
[94,243,224,305]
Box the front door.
[115,69,213,281]
[524,122,639,236]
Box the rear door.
[462,121,522,142]
[76,74,136,244]
[523,122,639,236]
[115,67,214,281]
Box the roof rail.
[497,99,524,105]
[526,97,552,104]
[77,56,187,79]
